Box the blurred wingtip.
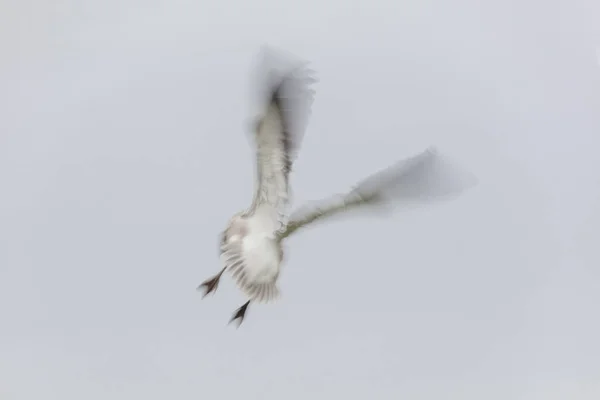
[434,147,479,190]
[363,145,479,207]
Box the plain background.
[1,1,599,399]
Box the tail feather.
[234,276,280,303]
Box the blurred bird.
[198,47,477,326]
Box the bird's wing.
[243,48,316,233]
[278,146,477,239]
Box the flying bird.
[198,48,477,326]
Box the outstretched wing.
[243,49,317,233]
[278,146,477,239]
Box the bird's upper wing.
[278,146,478,239]
[243,49,317,232]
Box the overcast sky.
[1,1,600,399]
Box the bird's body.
[198,47,477,326]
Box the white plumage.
[198,47,477,326]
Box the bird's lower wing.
[279,146,477,239]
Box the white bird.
[198,48,477,326]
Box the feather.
[221,234,281,303]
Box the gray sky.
[1,1,600,399]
